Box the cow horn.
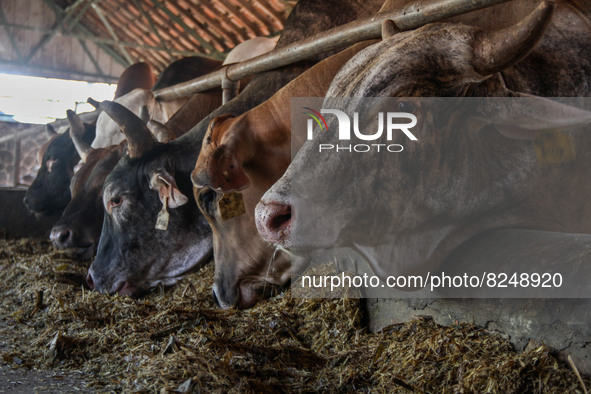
[147,120,176,143]
[139,105,150,123]
[87,97,100,109]
[45,124,57,138]
[99,100,156,158]
[66,110,93,162]
[472,0,555,75]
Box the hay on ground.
[0,238,587,392]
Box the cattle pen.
[1,0,590,392]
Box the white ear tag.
[155,195,170,230]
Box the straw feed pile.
[0,238,588,392]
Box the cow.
[48,84,219,260]
[113,62,156,100]
[23,120,96,217]
[48,111,126,259]
[58,40,273,284]
[46,55,225,262]
[191,41,377,309]
[85,0,384,297]
[22,62,157,217]
[256,1,591,282]
[62,41,274,282]
[91,57,222,149]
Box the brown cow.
[114,62,156,99]
[191,42,376,308]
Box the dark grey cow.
[23,121,96,217]
[256,1,591,280]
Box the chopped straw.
[0,238,588,392]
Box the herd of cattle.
[21,0,591,308]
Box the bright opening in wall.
[0,73,117,124]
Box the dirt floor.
[0,238,589,392]
[0,365,90,393]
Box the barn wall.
[0,0,125,83]
[0,121,47,187]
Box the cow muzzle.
[50,224,76,249]
[255,198,293,248]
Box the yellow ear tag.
[533,130,576,164]
[155,196,170,230]
[218,192,246,221]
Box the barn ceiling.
[0,0,292,83]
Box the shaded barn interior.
[0,0,589,391]
[0,0,291,82]
[0,0,293,192]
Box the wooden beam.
[41,0,130,67]
[0,19,206,58]
[132,0,175,59]
[233,0,275,34]
[0,4,23,61]
[187,1,239,47]
[78,38,106,76]
[250,0,285,30]
[169,1,228,51]
[67,0,98,33]
[27,0,87,63]
[200,0,248,43]
[90,2,133,65]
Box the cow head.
[87,100,212,296]
[50,111,124,259]
[190,41,376,308]
[23,61,158,217]
[256,1,591,279]
[23,121,96,217]
[192,110,292,308]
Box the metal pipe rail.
[153,0,513,101]
[2,0,514,146]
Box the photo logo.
[303,107,328,137]
[303,107,418,153]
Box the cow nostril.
[86,273,95,290]
[22,196,28,206]
[270,207,291,231]
[256,201,294,245]
[58,229,72,244]
[50,227,73,248]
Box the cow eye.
[108,197,122,211]
[398,101,415,113]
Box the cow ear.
[139,105,150,123]
[149,170,188,209]
[45,124,57,138]
[480,95,591,140]
[193,115,250,192]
